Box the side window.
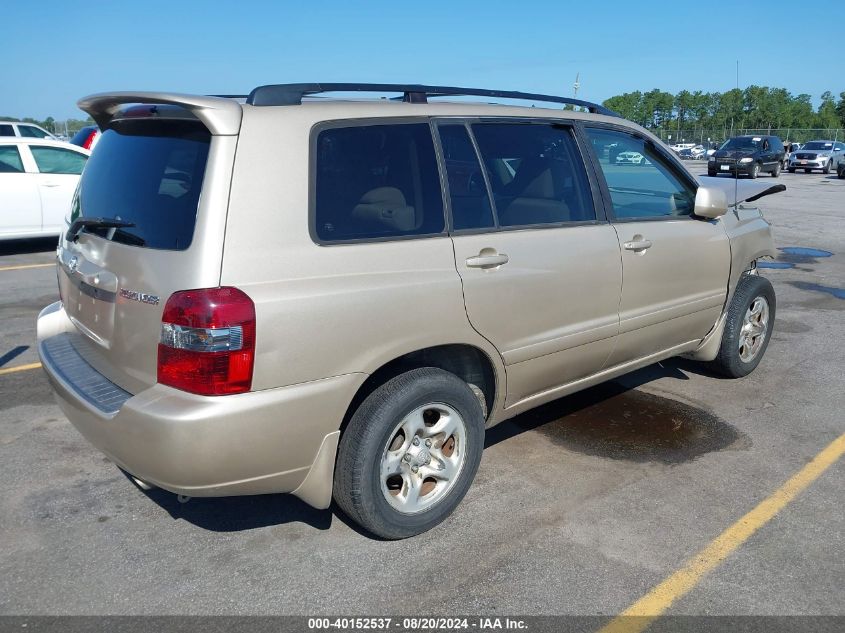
[0,124,15,137]
[0,146,24,173]
[585,127,696,219]
[314,123,444,242]
[437,124,494,231]
[30,146,88,175]
[470,122,595,227]
[18,125,50,138]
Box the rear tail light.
[157,287,255,396]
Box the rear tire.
[838,167,845,179]
[708,275,776,378]
[333,368,485,539]
[708,170,717,177]
[788,166,796,173]
[805,168,812,173]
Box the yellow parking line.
[599,432,845,633]
[0,362,42,376]
[0,263,54,272]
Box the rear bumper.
[37,302,366,508]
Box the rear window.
[72,119,210,250]
[313,123,445,242]
[0,146,24,173]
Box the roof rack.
[243,83,618,116]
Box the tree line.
[602,87,845,134]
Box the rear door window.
[0,124,14,137]
[30,146,87,175]
[73,119,210,250]
[313,122,444,242]
[0,146,24,173]
[469,122,595,227]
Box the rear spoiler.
[697,177,786,206]
[77,92,242,136]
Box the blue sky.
[4,0,843,120]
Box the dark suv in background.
[708,135,785,178]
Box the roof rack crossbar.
[245,83,618,116]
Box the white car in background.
[0,138,89,240]
[669,142,696,153]
[0,121,57,140]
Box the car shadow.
[132,358,722,536]
[127,471,334,533]
[0,237,58,256]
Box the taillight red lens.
[83,130,97,149]
[157,287,255,396]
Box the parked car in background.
[0,138,89,240]
[614,150,649,165]
[669,142,696,153]
[70,125,101,150]
[788,140,845,174]
[37,84,783,539]
[708,135,785,178]
[0,121,57,140]
[679,145,706,160]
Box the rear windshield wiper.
[66,218,136,243]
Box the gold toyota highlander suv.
[37,83,784,539]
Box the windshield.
[72,119,210,250]
[802,141,833,150]
[719,137,761,151]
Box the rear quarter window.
[74,119,210,250]
[313,122,445,243]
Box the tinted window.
[314,123,444,242]
[438,124,494,231]
[31,146,87,175]
[18,125,50,138]
[0,124,14,136]
[586,127,695,219]
[73,119,210,250]
[471,123,595,227]
[0,146,24,173]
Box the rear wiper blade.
[66,218,136,243]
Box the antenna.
[573,72,580,98]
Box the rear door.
[0,144,41,236]
[584,126,730,367]
[58,116,228,393]
[28,145,88,232]
[439,120,622,407]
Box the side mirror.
[694,186,729,218]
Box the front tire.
[772,162,781,177]
[708,275,776,378]
[750,163,760,179]
[822,160,831,174]
[333,368,485,539]
[788,166,796,173]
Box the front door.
[437,120,622,407]
[584,126,730,367]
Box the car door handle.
[40,182,60,187]
[466,252,509,269]
[623,239,653,251]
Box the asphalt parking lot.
[1,166,843,618]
